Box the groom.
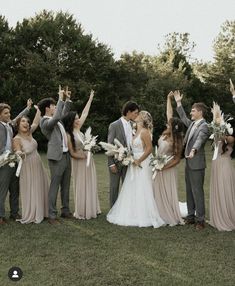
[108,101,140,207]
[174,91,209,230]
[0,99,32,224]
[38,86,73,224]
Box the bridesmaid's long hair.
[62,111,77,151]
[163,117,184,157]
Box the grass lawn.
[0,145,234,285]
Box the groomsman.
[229,79,235,103]
[174,91,209,230]
[108,101,140,207]
[0,99,32,225]
[38,86,73,224]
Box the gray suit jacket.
[40,100,72,161]
[0,107,30,155]
[233,96,235,104]
[107,118,128,167]
[177,105,209,170]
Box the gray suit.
[177,105,209,222]
[40,100,72,219]
[0,107,30,218]
[233,96,235,104]
[108,118,129,207]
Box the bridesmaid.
[13,105,49,223]
[63,90,101,219]
[153,92,185,226]
[209,120,235,231]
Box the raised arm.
[167,91,174,122]
[62,86,73,116]
[174,90,192,127]
[229,79,235,103]
[79,90,94,129]
[30,105,41,133]
[40,100,64,131]
[40,86,65,131]
[11,98,32,126]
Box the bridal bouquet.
[208,102,233,160]
[150,146,173,180]
[81,127,101,167]
[0,150,23,177]
[99,138,134,167]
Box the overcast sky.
[1,0,235,62]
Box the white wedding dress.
[107,132,165,228]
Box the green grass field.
[0,146,235,286]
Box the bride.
[107,111,165,228]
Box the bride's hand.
[133,159,141,167]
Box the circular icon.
[8,267,23,282]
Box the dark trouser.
[109,166,127,207]
[0,165,19,218]
[185,162,205,222]
[48,153,71,219]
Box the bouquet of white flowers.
[81,127,100,167]
[0,150,23,177]
[208,102,233,160]
[150,146,173,180]
[99,138,134,167]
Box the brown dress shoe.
[195,222,205,230]
[48,218,61,225]
[0,217,7,225]
[60,212,73,219]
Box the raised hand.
[27,98,33,109]
[58,85,65,101]
[173,90,183,103]
[229,79,235,96]
[65,85,71,100]
[167,91,174,99]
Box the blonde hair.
[139,111,153,133]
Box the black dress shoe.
[9,213,21,220]
[60,212,73,219]
[184,218,195,225]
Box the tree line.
[0,10,234,150]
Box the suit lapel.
[186,119,205,145]
[184,122,194,145]
[118,119,127,146]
